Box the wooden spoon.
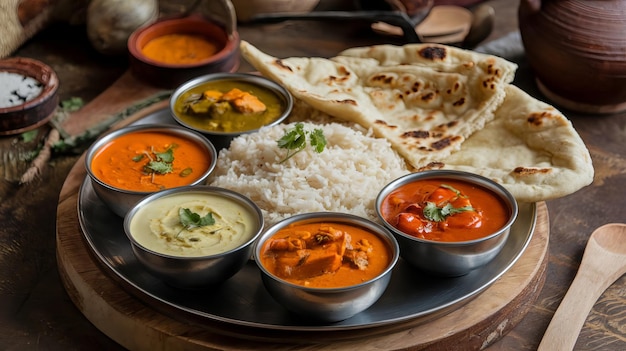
[538,223,626,351]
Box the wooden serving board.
[56,104,550,351]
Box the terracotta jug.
[518,0,626,114]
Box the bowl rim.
[123,185,265,260]
[84,123,217,195]
[254,211,400,292]
[375,170,519,246]
[169,72,294,136]
[128,14,239,69]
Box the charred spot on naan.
[273,59,293,72]
[400,129,463,152]
[323,66,352,85]
[338,99,357,106]
[512,167,552,176]
[419,46,447,61]
[527,110,568,127]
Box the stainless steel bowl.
[84,124,217,217]
[254,212,399,322]
[169,72,293,150]
[123,186,264,289]
[376,170,518,277]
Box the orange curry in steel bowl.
[85,124,217,217]
[90,128,211,192]
[376,170,518,276]
[259,221,393,288]
[254,212,399,322]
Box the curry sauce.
[380,179,510,242]
[259,222,392,288]
[173,80,284,133]
[90,130,211,192]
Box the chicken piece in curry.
[173,80,285,133]
[183,88,267,117]
[259,222,392,288]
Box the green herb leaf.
[276,123,326,163]
[277,123,305,149]
[139,146,176,176]
[310,128,327,153]
[60,97,84,112]
[179,208,215,231]
[21,130,39,143]
[441,184,463,197]
[132,154,145,162]
[155,147,175,163]
[423,202,474,222]
[145,161,172,174]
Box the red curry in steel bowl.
[375,170,518,276]
[379,178,510,242]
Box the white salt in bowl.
[0,57,59,135]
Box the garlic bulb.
[86,0,159,56]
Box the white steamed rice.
[208,121,410,226]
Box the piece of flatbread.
[418,85,594,202]
[240,40,518,167]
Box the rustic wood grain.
[59,71,167,137]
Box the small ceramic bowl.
[84,124,217,217]
[254,212,399,322]
[128,14,240,89]
[0,57,59,136]
[124,186,264,289]
[170,72,293,150]
[376,170,518,277]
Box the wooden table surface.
[1,0,625,350]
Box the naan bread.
[240,41,593,202]
[418,85,594,202]
[240,41,518,167]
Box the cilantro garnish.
[145,160,173,174]
[441,184,463,197]
[179,208,215,231]
[422,184,475,222]
[276,123,327,163]
[423,202,474,222]
[133,145,180,176]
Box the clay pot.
[128,0,240,89]
[518,0,626,114]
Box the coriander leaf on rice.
[208,122,410,226]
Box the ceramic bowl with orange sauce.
[254,212,399,322]
[128,14,240,89]
[376,170,518,277]
[85,124,217,217]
